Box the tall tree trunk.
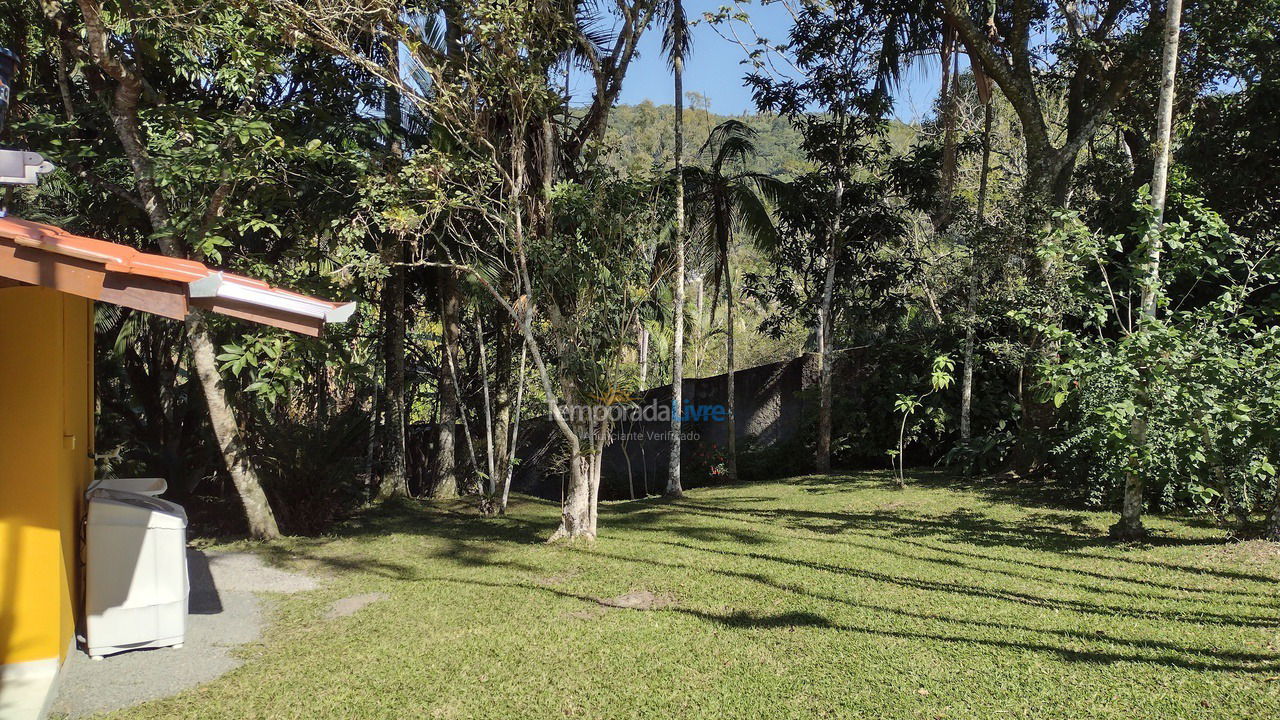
[558,451,594,539]
[667,41,686,498]
[1112,0,1182,541]
[376,32,408,501]
[74,0,280,537]
[431,269,461,499]
[938,39,960,225]
[476,315,496,494]
[491,327,514,510]
[589,435,604,535]
[187,313,281,538]
[499,340,527,514]
[365,377,379,489]
[506,108,595,539]
[638,325,649,390]
[694,274,704,375]
[816,177,843,474]
[724,258,737,481]
[376,240,408,500]
[960,101,994,444]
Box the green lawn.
[118,472,1279,719]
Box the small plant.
[687,442,730,483]
[891,355,955,489]
[942,421,1016,477]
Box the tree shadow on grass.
[621,535,1280,628]
[604,514,1279,609]
[651,496,1278,585]
[785,469,1088,511]
[674,605,1280,673]
[237,479,1280,677]
[411,572,1280,675]
[254,496,562,581]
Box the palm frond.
[660,0,693,70]
[730,182,781,253]
[702,118,757,171]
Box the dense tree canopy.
[0,0,1277,541]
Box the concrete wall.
[511,354,826,500]
[597,354,820,497]
[0,287,94,666]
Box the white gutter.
[188,272,356,323]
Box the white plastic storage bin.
[84,487,188,659]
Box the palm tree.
[684,119,783,481]
[662,0,691,497]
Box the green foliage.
[535,173,670,407]
[6,0,1280,542]
[891,354,954,483]
[1020,194,1280,524]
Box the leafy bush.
[941,421,1016,477]
[255,408,372,534]
[737,434,808,482]
[1024,195,1280,527]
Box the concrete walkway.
[50,550,317,718]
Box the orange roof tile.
[0,215,354,335]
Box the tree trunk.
[431,269,461,499]
[694,274,704,375]
[589,438,603,535]
[552,451,595,541]
[1112,0,1182,541]
[491,327,514,510]
[725,258,737,481]
[816,177,843,474]
[365,378,379,490]
[499,340,527,514]
[958,294,976,443]
[476,315,496,496]
[667,46,686,498]
[638,325,649,390]
[375,239,409,500]
[376,31,408,501]
[74,0,280,537]
[938,40,960,225]
[187,312,281,538]
[960,101,994,444]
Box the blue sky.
[572,0,958,123]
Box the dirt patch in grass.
[326,592,389,619]
[597,590,675,611]
[565,590,676,620]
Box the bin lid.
[87,490,187,530]
[87,477,167,497]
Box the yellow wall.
[0,287,94,666]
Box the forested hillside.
[599,97,918,178]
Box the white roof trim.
[188,272,354,324]
[325,302,358,323]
